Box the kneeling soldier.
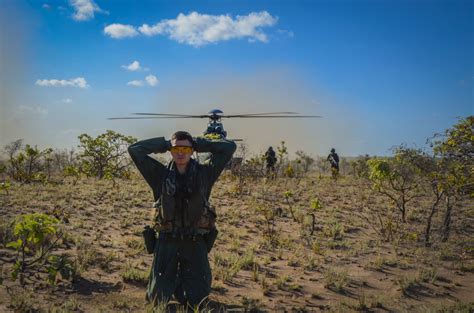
[128,131,236,307]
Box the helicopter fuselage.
[204,119,227,138]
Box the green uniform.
[128,136,236,306]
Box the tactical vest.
[153,163,216,234]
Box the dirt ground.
[0,171,473,312]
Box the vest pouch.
[142,225,157,254]
[186,191,206,226]
[159,194,175,222]
[195,203,216,229]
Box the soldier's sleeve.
[128,137,170,200]
[193,137,237,186]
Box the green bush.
[6,213,62,285]
[77,130,136,180]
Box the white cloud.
[139,23,165,36]
[62,98,73,103]
[121,60,149,71]
[70,0,106,21]
[105,11,278,46]
[127,80,145,87]
[127,75,159,87]
[19,105,48,115]
[145,75,159,86]
[35,77,89,89]
[42,3,51,10]
[104,24,139,38]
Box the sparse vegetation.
[0,118,472,311]
[323,268,348,293]
[121,262,149,286]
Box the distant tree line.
[0,130,136,186]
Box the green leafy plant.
[6,213,62,285]
[283,190,298,222]
[310,198,323,211]
[301,198,323,235]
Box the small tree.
[63,165,80,185]
[295,150,314,174]
[367,147,424,223]
[306,198,323,235]
[242,154,266,178]
[4,140,53,183]
[408,151,445,246]
[77,130,136,180]
[431,116,473,241]
[229,143,250,194]
[276,141,288,177]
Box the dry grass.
[0,173,473,312]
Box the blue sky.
[1,0,472,157]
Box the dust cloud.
[0,2,37,149]
[141,68,363,157]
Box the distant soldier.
[265,146,277,176]
[327,148,339,179]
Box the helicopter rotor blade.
[132,113,209,118]
[222,112,298,118]
[107,116,200,120]
[109,115,322,120]
[222,115,322,118]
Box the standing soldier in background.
[128,131,236,307]
[327,148,340,180]
[264,146,277,177]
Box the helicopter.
[109,108,321,140]
[109,109,321,171]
